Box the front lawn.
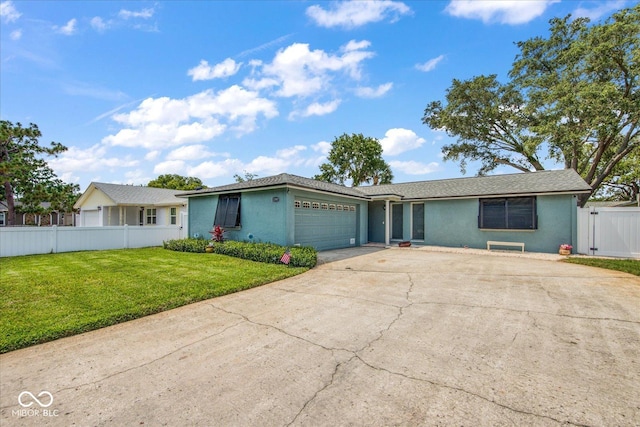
[0,248,308,353]
[564,257,640,276]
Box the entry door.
[391,204,403,240]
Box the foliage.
[564,257,640,276]
[423,75,544,175]
[162,237,209,253]
[594,149,639,201]
[147,174,205,190]
[0,248,307,353]
[211,225,224,242]
[0,120,80,225]
[314,133,393,186]
[164,239,318,268]
[234,171,258,182]
[422,5,639,206]
[559,244,573,250]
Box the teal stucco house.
[180,169,592,253]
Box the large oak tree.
[423,5,639,206]
[147,174,205,190]
[1,121,79,225]
[314,133,393,186]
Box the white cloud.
[119,8,154,19]
[90,16,109,32]
[389,160,440,175]
[380,128,426,156]
[244,40,375,98]
[445,0,558,25]
[187,159,245,179]
[49,144,139,178]
[55,18,77,36]
[188,58,242,81]
[311,141,332,155]
[572,0,625,20]
[0,1,21,23]
[306,0,411,29]
[166,144,227,161]
[10,29,21,40]
[153,160,186,175]
[145,150,161,161]
[104,86,278,149]
[355,82,393,98]
[290,99,341,119]
[416,55,445,72]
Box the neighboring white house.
[74,182,188,228]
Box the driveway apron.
[1,248,639,426]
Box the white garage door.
[294,198,357,251]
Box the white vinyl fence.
[0,225,186,258]
[577,207,640,259]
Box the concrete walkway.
[1,248,639,426]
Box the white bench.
[487,240,525,252]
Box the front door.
[391,203,403,240]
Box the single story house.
[0,201,75,227]
[180,169,592,253]
[74,182,188,228]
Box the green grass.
[564,257,640,276]
[0,247,308,353]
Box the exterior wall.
[188,189,288,244]
[188,188,368,249]
[421,194,578,253]
[188,195,218,239]
[80,188,113,209]
[225,188,288,245]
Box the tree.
[1,121,79,226]
[233,171,258,183]
[314,133,393,186]
[147,174,205,190]
[422,5,639,206]
[595,149,640,201]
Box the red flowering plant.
[559,244,573,250]
[209,225,225,243]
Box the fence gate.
[577,207,640,258]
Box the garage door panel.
[295,199,357,251]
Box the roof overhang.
[180,183,370,201]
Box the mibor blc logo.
[13,391,59,418]
[19,391,53,408]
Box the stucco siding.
[225,189,288,245]
[423,195,578,253]
[188,196,218,239]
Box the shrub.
[163,238,208,253]
[163,239,317,268]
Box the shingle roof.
[358,169,592,199]
[180,169,591,201]
[89,182,185,206]
[179,173,369,199]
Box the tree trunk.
[3,181,15,226]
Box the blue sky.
[0,0,632,191]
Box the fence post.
[124,224,129,248]
[51,225,58,253]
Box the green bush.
[163,239,317,268]
[163,238,208,253]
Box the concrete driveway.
[1,247,639,426]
